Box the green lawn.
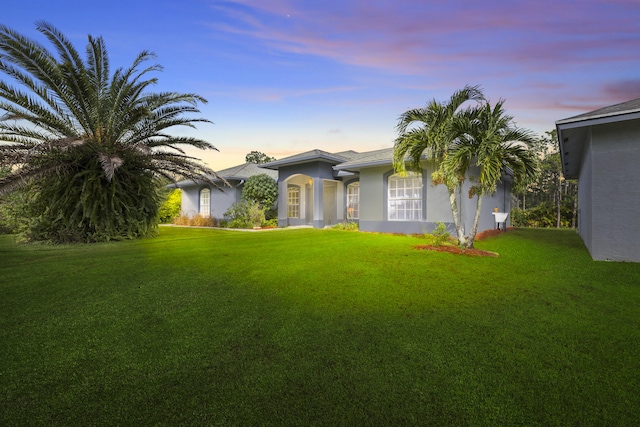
[1,227,639,425]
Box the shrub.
[172,214,214,227]
[332,221,359,231]
[261,218,279,228]
[158,189,182,223]
[224,202,258,228]
[420,222,452,246]
[242,174,278,219]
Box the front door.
[305,183,313,225]
[323,181,336,226]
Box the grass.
[1,227,639,425]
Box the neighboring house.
[171,163,278,220]
[259,147,512,235]
[556,97,640,262]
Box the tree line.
[511,130,578,229]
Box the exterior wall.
[180,182,240,219]
[588,119,640,261]
[210,186,240,219]
[279,174,310,227]
[357,162,511,235]
[578,133,593,254]
[276,162,338,228]
[359,165,386,224]
[181,187,199,217]
[457,165,513,233]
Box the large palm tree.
[444,100,539,248]
[393,85,484,245]
[0,22,221,242]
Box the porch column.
[278,180,288,227]
[312,177,324,228]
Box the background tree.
[245,151,276,164]
[0,22,220,242]
[393,85,485,246]
[511,130,578,228]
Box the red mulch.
[414,227,514,257]
[414,245,499,257]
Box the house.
[258,147,511,234]
[171,162,278,220]
[556,97,640,262]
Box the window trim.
[346,181,360,220]
[199,187,211,217]
[287,185,300,218]
[385,171,424,221]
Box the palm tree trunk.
[465,194,483,249]
[448,186,466,246]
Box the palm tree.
[0,22,221,242]
[393,85,484,245]
[444,100,539,248]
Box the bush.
[242,174,278,219]
[173,214,215,227]
[0,187,30,235]
[158,190,182,223]
[261,218,279,228]
[332,221,359,231]
[420,222,452,246]
[224,201,266,229]
[431,222,451,245]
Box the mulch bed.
[414,245,499,257]
[414,227,514,257]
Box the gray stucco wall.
[578,134,593,254]
[181,187,199,217]
[357,162,510,235]
[457,165,512,234]
[587,119,640,261]
[180,183,240,219]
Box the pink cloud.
[209,0,638,78]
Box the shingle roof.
[332,148,395,170]
[556,97,640,179]
[556,97,640,125]
[259,149,353,170]
[170,162,277,188]
[258,146,425,172]
[216,162,278,180]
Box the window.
[347,182,359,219]
[287,186,300,218]
[199,188,211,217]
[388,173,422,221]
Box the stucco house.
[258,147,511,235]
[171,162,277,220]
[556,97,640,262]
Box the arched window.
[287,186,300,218]
[388,173,422,220]
[199,188,211,217]
[347,182,359,219]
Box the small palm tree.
[444,100,539,248]
[0,22,221,242]
[393,85,485,245]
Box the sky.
[5,0,640,170]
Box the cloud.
[602,79,640,101]
[207,85,360,102]
[209,0,639,77]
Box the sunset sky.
[6,0,640,169]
